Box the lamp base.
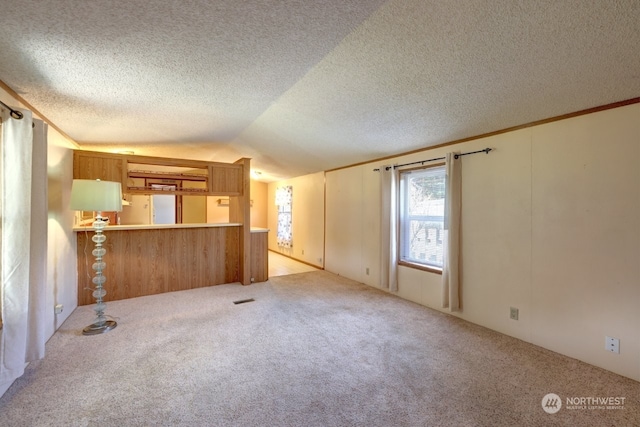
[82,320,117,336]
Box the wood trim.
[322,171,326,270]
[126,153,233,169]
[326,97,640,173]
[0,79,80,146]
[268,249,323,269]
[128,171,207,181]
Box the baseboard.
[268,249,323,269]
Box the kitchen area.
[73,151,268,305]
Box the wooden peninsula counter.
[74,223,269,306]
[73,150,264,306]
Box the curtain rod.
[0,99,24,120]
[373,148,492,171]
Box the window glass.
[399,165,445,269]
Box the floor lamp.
[70,179,123,335]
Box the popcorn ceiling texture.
[0,0,639,180]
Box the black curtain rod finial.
[0,99,24,120]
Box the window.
[275,186,293,248]
[399,165,445,270]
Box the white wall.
[119,195,152,225]
[46,130,78,336]
[268,172,325,267]
[325,103,640,381]
[250,179,268,228]
[207,196,229,223]
[205,179,268,226]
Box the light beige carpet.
[0,271,638,426]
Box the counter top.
[250,227,269,233]
[73,222,242,232]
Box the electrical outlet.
[366,267,370,275]
[510,307,519,320]
[302,249,304,255]
[606,336,620,354]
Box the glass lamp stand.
[83,214,117,335]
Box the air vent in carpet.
[233,298,255,305]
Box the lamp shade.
[70,179,123,212]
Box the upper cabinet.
[73,151,126,184]
[73,150,246,196]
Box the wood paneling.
[77,226,240,305]
[73,151,126,185]
[74,150,246,196]
[229,158,252,284]
[250,232,268,282]
[209,164,243,194]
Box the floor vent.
[233,298,255,305]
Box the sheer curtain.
[442,152,461,311]
[0,108,48,393]
[275,186,293,248]
[380,165,398,292]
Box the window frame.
[398,163,445,275]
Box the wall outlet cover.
[606,336,620,354]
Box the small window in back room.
[399,165,445,269]
[275,185,293,248]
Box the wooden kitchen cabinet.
[73,151,126,185]
[73,150,244,196]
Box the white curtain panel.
[442,152,461,311]
[380,165,398,292]
[0,109,48,391]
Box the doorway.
[152,184,176,224]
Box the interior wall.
[119,194,152,225]
[268,172,325,267]
[182,182,207,224]
[206,196,228,223]
[46,130,78,337]
[204,179,267,226]
[324,167,364,279]
[250,179,267,228]
[324,103,640,381]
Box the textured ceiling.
[1,0,639,181]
